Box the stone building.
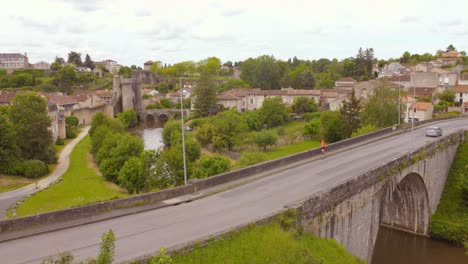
[112,75,143,114]
[0,53,29,73]
[33,61,50,70]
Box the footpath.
[0,126,90,220]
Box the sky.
[1,0,467,67]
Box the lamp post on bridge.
[179,77,187,185]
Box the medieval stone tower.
[112,75,143,115]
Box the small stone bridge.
[138,109,188,124]
[290,130,464,262]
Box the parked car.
[426,126,443,137]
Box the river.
[372,226,468,264]
[132,122,165,150]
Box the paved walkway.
[0,126,90,220]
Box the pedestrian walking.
[321,139,326,153]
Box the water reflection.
[372,226,468,264]
[132,120,165,150]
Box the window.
[250,98,253,104]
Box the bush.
[194,123,217,147]
[303,112,320,121]
[351,124,379,138]
[196,155,231,178]
[162,119,182,146]
[55,137,65,145]
[23,160,49,178]
[236,152,267,168]
[117,109,138,129]
[41,252,74,264]
[255,130,278,151]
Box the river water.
[132,122,165,150]
[372,226,468,264]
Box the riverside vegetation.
[430,131,468,250]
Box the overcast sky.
[1,0,467,66]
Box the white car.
[426,127,443,137]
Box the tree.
[216,79,250,92]
[446,44,456,52]
[52,66,77,94]
[96,229,115,264]
[192,71,217,117]
[242,110,263,131]
[320,111,344,143]
[223,61,233,67]
[83,54,95,69]
[401,51,411,64]
[65,116,79,139]
[8,93,56,163]
[99,134,144,182]
[0,114,20,174]
[117,109,138,129]
[254,130,278,151]
[361,82,399,128]
[212,110,248,151]
[292,96,317,114]
[50,61,62,71]
[118,66,132,78]
[438,89,455,103]
[339,89,362,138]
[259,97,290,127]
[67,51,83,67]
[157,82,169,93]
[194,122,217,147]
[199,57,221,75]
[162,118,182,146]
[304,119,321,139]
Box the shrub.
[196,155,231,178]
[97,229,115,264]
[41,252,74,264]
[236,152,267,168]
[351,124,379,138]
[255,130,278,151]
[194,123,217,147]
[162,119,182,146]
[55,137,65,145]
[23,160,49,178]
[117,109,138,129]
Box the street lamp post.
[179,77,187,185]
[411,85,416,154]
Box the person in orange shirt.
[321,139,326,153]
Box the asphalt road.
[1,120,467,264]
[0,127,90,219]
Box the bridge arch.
[379,173,430,235]
[158,114,169,122]
[145,113,156,126]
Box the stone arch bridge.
[291,130,464,262]
[138,109,188,124]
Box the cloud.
[15,16,57,33]
[455,29,468,36]
[141,23,187,41]
[305,27,327,36]
[221,8,247,17]
[191,33,236,43]
[66,24,86,34]
[135,10,151,17]
[439,19,462,27]
[400,16,419,23]
[61,0,103,12]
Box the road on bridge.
[0,119,467,263]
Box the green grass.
[10,136,128,217]
[261,140,321,160]
[430,131,468,244]
[168,221,364,264]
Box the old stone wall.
[132,70,157,85]
[295,130,464,262]
[71,104,114,125]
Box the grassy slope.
[171,222,364,264]
[12,136,128,217]
[0,175,34,193]
[430,132,468,244]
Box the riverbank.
[430,131,468,246]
